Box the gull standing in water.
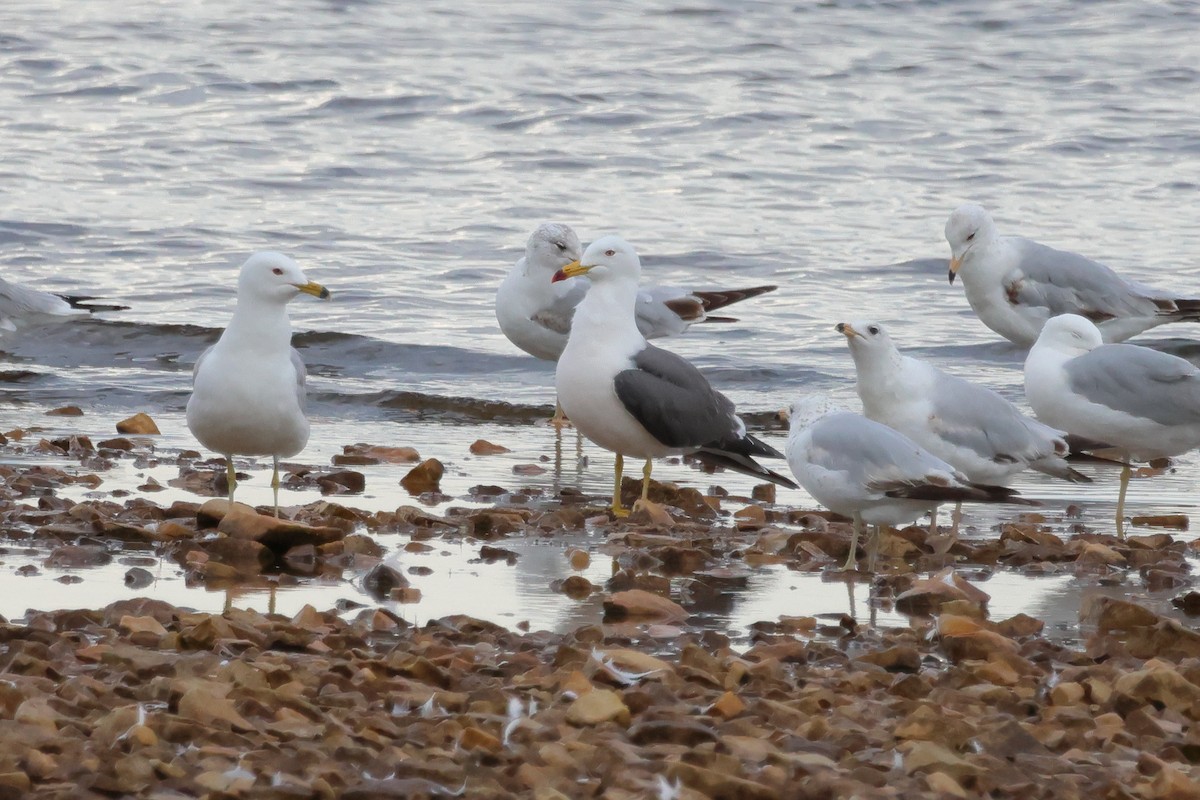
[838,319,1087,536]
[497,222,776,425]
[1025,313,1200,538]
[784,394,1034,570]
[553,235,795,516]
[945,203,1200,346]
[186,252,330,516]
[0,276,126,333]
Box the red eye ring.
[272,267,283,275]
[604,249,616,257]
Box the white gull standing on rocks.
[496,222,776,425]
[186,252,330,516]
[945,203,1200,346]
[1025,313,1200,538]
[552,235,794,516]
[784,394,1034,571]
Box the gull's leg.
[271,455,281,518]
[641,459,653,502]
[928,505,938,537]
[611,453,628,517]
[843,512,862,570]
[1116,462,1131,539]
[867,524,884,573]
[950,501,963,542]
[225,455,236,504]
[549,398,571,428]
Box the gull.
[945,203,1200,346]
[0,277,126,333]
[186,252,330,516]
[1025,313,1200,538]
[553,235,795,516]
[496,222,776,424]
[837,319,1087,534]
[784,394,1034,570]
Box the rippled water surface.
[2,0,1200,623]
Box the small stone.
[567,549,590,570]
[603,589,688,622]
[470,439,510,455]
[566,689,629,726]
[116,412,160,435]
[709,691,747,719]
[460,726,503,752]
[1131,514,1188,530]
[400,458,444,494]
[124,567,154,589]
[46,405,84,416]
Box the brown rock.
[1132,514,1188,530]
[343,443,420,463]
[469,439,510,455]
[196,498,258,528]
[177,685,254,731]
[400,458,444,494]
[460,726,503,753]
[1113,664,1200,713]
[317,470,366,494]
[566,689,629,726]
[46,405,84,416]
[603,589,688,622]
[896,568,990,616]
[216,506,344,552]
[709,691,747,719]
[116,412,160,435]
[855,645,921,673]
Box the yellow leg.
[641,459,652,501]
[549,399,571,428]
[611,453,628,517]
[271,456,281,518]
[1116,462,1131,539]
[867,525,884,573]
[843,512,862,570]
[225,456,236,504]
[928,505,938,537]
[949,501,963,544]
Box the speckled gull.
[1025,313,1200,538]
[496,222,776,425]
[784,394,1033,571]
[186,252,330,516]
[838,319,1087,536]
[553,235,795,517]
[945,203,1200,346]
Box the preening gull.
[838,319,1087,534]
[1025,313,1200,538]
[945,203,1200,346]
[497,222,776,424]
[186,252,330,516]
[784,394,1034,571]
[553,235,795,516]
[0,276,125,332]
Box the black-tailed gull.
[1025,313,1200,538]
[497,222,776,425]
[838,319,1088,534]
[945,203,1200,346]
[552,234,795,516]
[186,252,330,516]
[784,394,1034,570]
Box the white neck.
[222,297,293,353]
[569,279,642,345]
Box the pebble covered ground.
[2,414,1200,798]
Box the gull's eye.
[272,267,284,276]
[554,241,566,251]
[867,325,880,335]
[604,249,616,257]
[966,232,976,242]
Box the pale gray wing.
[0,277,80,318]
[291,347,308,413]
[928,370,1060,464]
[634,286,697,338]
[1066,344,1200,427]
[529,279,587,335]
[613,344,737,448]
[192,344,215,382]
[1010,238,1161,322]
[810,413,961,488]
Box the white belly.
[556,347,672,460]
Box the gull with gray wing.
[553,235,794,516]
[785,394,1034,570]
[1025,313,1200,537]
[945,203,1200,346]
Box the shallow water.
[2,0,1200,627]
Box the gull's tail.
[883,481,1039,506]
[695,432,798,489]
[57,294,130,313]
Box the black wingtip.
[692,450,798,490]
[57,294,130,313]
